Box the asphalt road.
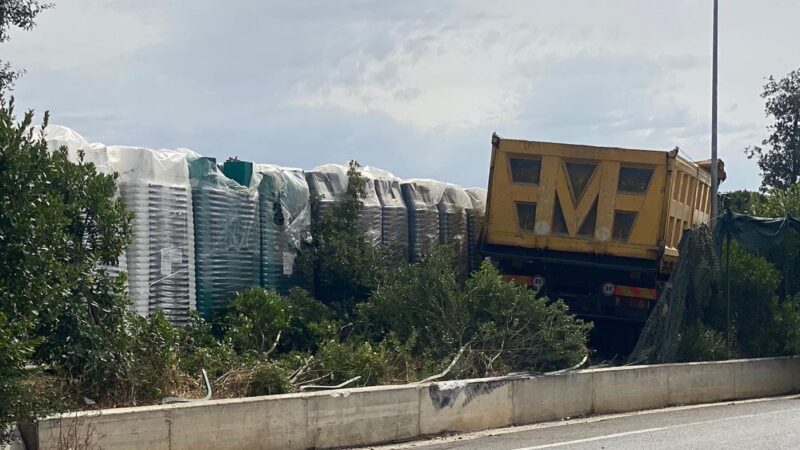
[359,395,800,450]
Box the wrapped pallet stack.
[466,188,487,272]
[401,179,446,263]
[438,184,472,280]
[306,164,382,247]
[189,157,260,319]
[99,146,197,323]
[363,166,409,264]
[253,164,311,292]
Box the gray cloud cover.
[6,0,800,189]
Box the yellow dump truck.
[483,134,723,321]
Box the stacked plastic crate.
[252,164,311,292]
[105,146,196,323]
[401,179,446,263]
[465,188,488,272]
[189,156,260,319]
[363,166,409,265]
[438,184,472,280]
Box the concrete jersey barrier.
[31,357,800,450]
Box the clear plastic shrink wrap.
[104,145,196,323]
[438,184,472,280]
[362,166,409,264]
[188,156,260,319]
[465,187,488,272]
[253,164,311,292]
[401,179,446,263]
[305,164,382,247]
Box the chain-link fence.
[630,212,800,364]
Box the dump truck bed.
[485,137,712,272]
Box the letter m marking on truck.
[550,161,602,238]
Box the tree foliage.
[0,100,136,436]
[720,190,765,214]
[746,68,800,191]
[295,160,387,316]
[361,248,591,378]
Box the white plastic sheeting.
[401,179,446,263]
[466,188,488,272]
[43,127,196,323]
[188,156,260,318]
[40,125,488,319]
[305,164,382,247]
[105,145,196,323]
[254,164,311,291]
[42,125,105,167]
[363,166,409,263]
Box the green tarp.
[715,210,800,253]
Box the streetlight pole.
[711,0,719,219]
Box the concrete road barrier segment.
[31,357,800,450]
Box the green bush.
[280,287,336,353]
[177,312,238,379]
[719,243,782,357]
[246,361,292,396]
[462,262,592,375]
[360,248,462,352]
[309,339,389,386]
[772,294,800,356]
[0,314,53,444]
[361,248,591,378]
[224,288,290,354]
[125,313,181,402]
[676,322,728,362]
[223,287,335,356]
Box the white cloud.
[287,23,539,130]
[285,1,712,133]
[5,0,167,75]
[4,0,799,191]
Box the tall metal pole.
[711,0,719,219]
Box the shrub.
[308,339,389,387]
[224,288,290,354]
[126,313,181,402]
[280,287,335,353]
[361,248,591,378]
[461,262,592,375]
[223,287,335,356]
[676,322,728,362]
[360,247,462,354]
[246,361,292,396]
[772,293,800,356]
[718,242,782,357]
[0,314,53,444]
[177,312,239,379]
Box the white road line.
[356,395,800,450]
[513,407,800,449]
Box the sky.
[4,0,799,191]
